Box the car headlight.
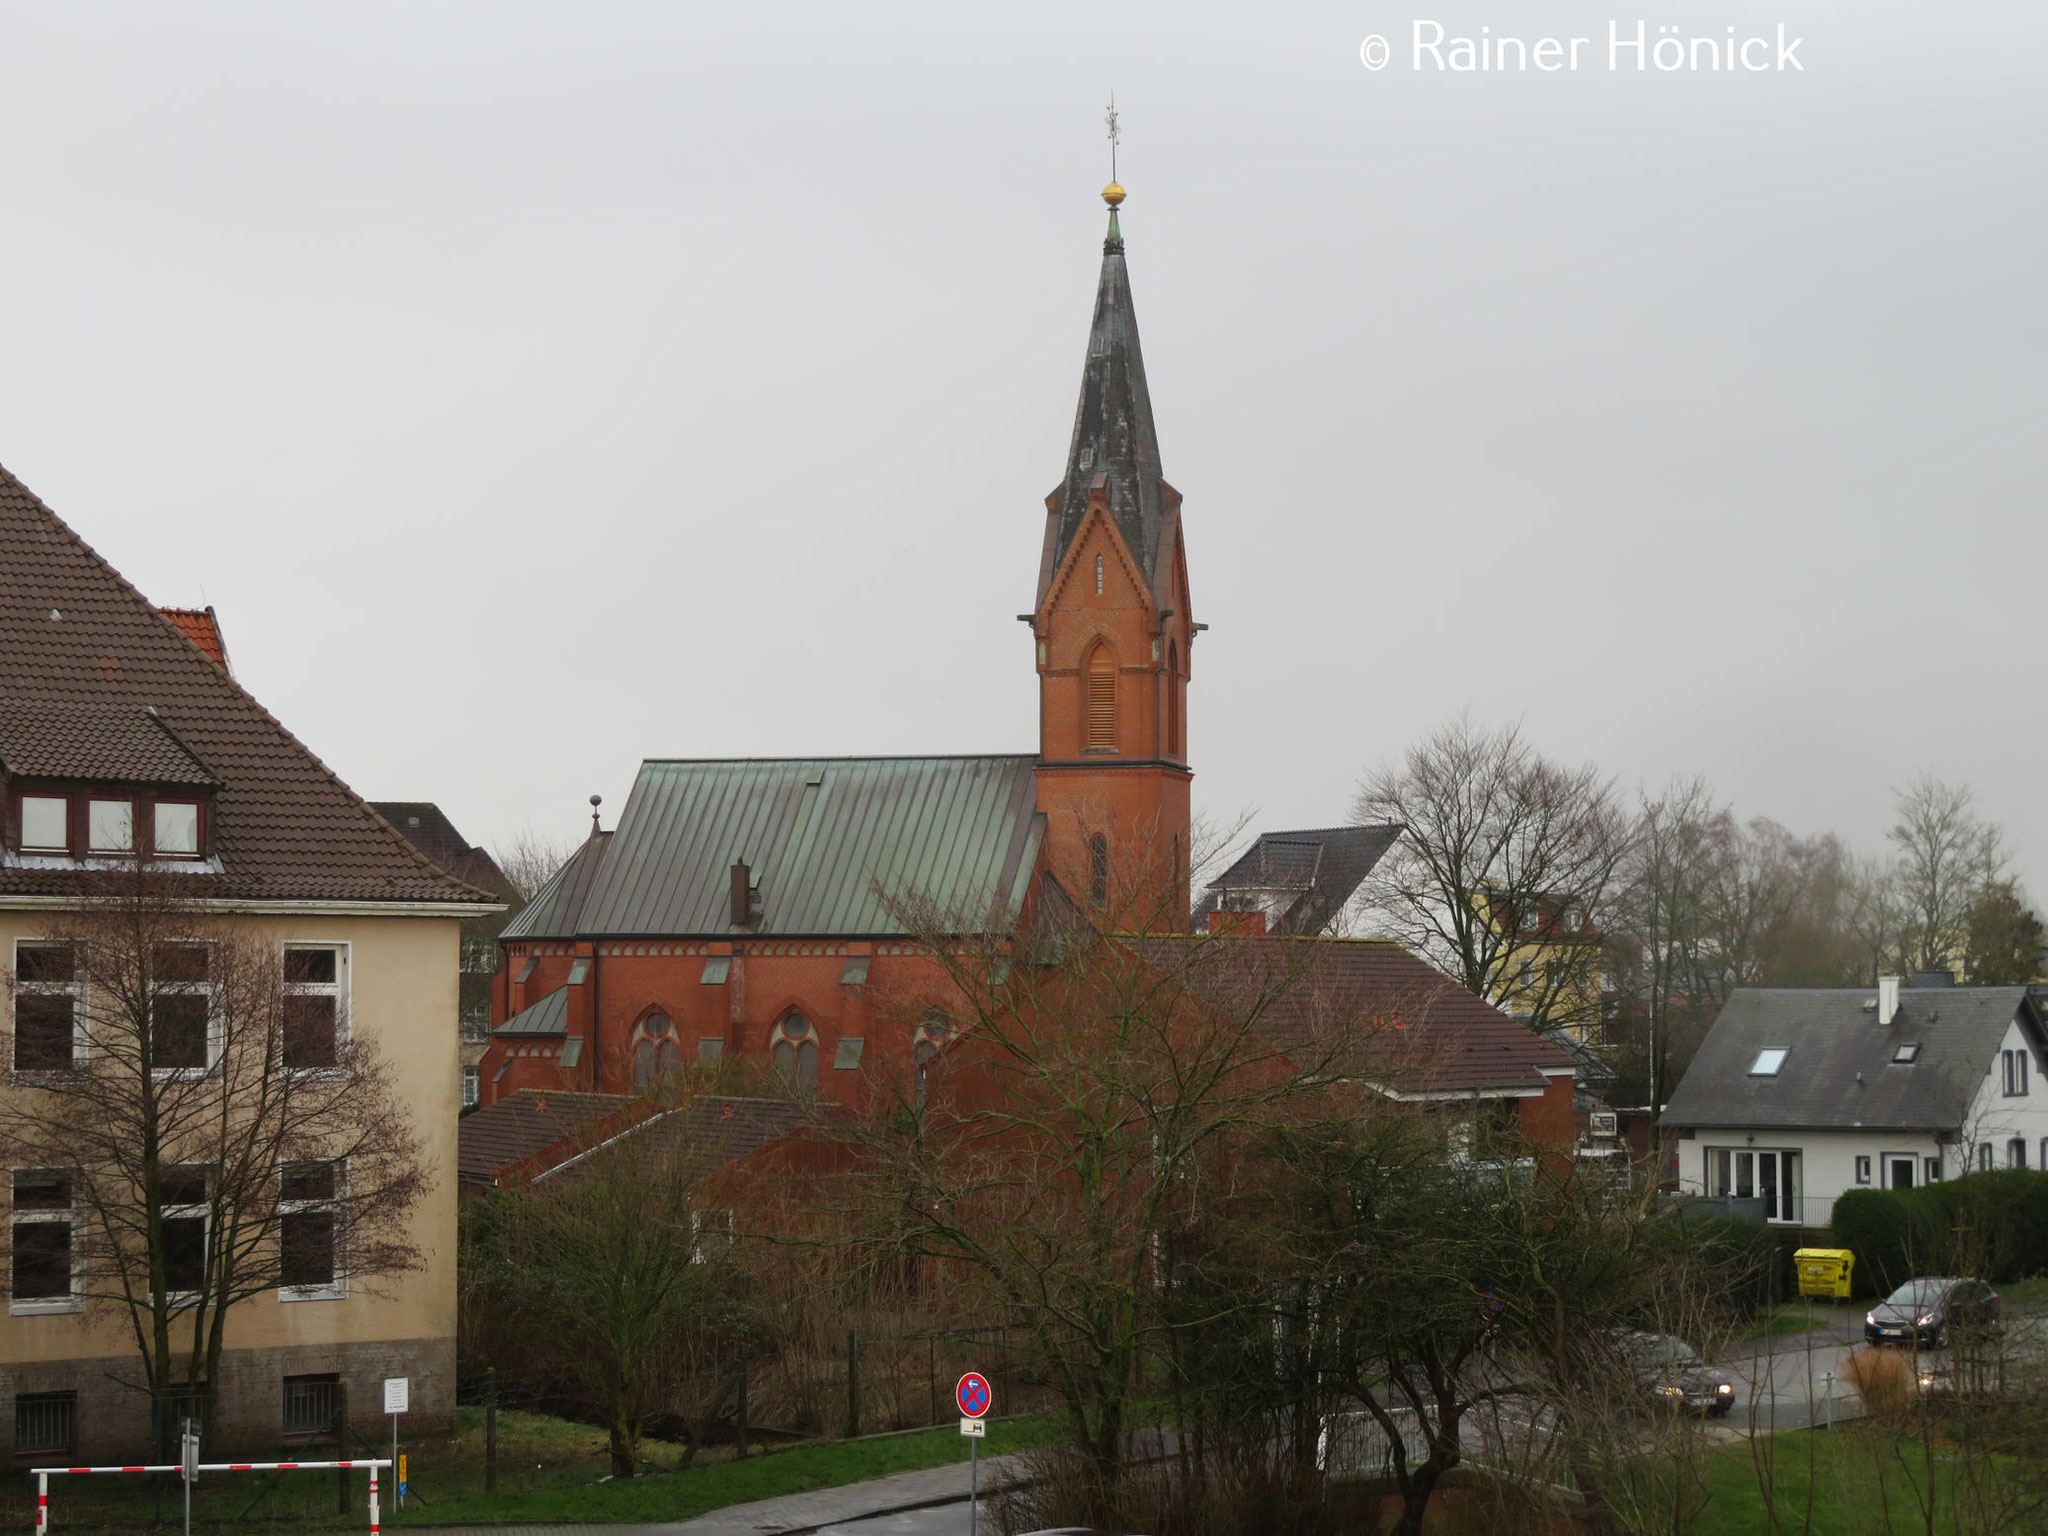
[1866,1312,1878,1326]
[1716,1383,1733,1395]
[1919,1373,1936,1390]
[1662,1386,1684,1397]
[1917,1314,1936,1327]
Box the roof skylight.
[1749,1047,1789,1077]
[1893,1042,1921,1064]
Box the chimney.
[729,861,761,928]
[1208,909,1267,937]
[1878,974,1901,1026]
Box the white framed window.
[1926,1157,1942,1185]
[159,1167,209,1300]
[19,796,69,854]
[150,944,214,1073]
[2010,1138,2028,1169]
[1854,1155,1872,1185]
[152,801,201,859]
[2003,1049,2030,1097]
[13,944,82,1073]
[1704,1146,1802,1222]
[1978,1142,1994,1171]
[278,1161,344,1301]
[10,1170,81,1315]
[87,798,133,854]
[461,1065,479,1109]
[282,944,347,1071]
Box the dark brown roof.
[370,801,516,898]
[0,698,221,786]
[457,1089,809,1188]
[0,460,493,904]
[1192,824,1402,936]
[1132,936,1577,1095]
[159,606,228,668]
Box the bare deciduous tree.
[478,1083,750,1478]
[1888,773,2008,976]
[0,867,428,1442]
[1353,716,1630,1039]
[494,827,580,903]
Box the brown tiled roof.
[0,698,221,786]
[1131,936,1576,1095]
[159,606,228,668]
[457,1089,809,1188]
[0,460,492,904]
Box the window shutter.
[1085,650,1116,750]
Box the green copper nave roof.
[501,756,1045,940]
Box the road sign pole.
[969,1435,978,1535]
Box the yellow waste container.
[1794,1247,1855,1300]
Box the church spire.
[1035,183,1171,607]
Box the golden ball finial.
[1102,182,1126,208]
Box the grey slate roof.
[1662,985,2043,1132]
[502,756,1043,941]
[1192,824,1402,936]
[1038,206,1172,605]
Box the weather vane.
[1105,92,1120,184]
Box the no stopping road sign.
[955,1372,991,1419]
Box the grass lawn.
[2,1408,1057,1532]
[387,1409,1057,1526]
[1694,1425,2036,1536]
[1719,1299,1848,1346]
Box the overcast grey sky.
[1,2,2041,889]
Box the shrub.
[1835,1170,2048,1294]
[1840,1345,1913,1418]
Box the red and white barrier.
[32,1458,390,1533]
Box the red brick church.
[475,186,1575,1145]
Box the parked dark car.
[1864,1277,1999,1348]
[1618,1331,1734,1416]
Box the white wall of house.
[1674,1012,2048,1228]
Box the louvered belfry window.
[1085,648,1117,751]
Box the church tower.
[1029,184,1194,930]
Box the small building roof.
[1662,984,2042,1133]
[1192,824,1401,936]
[503,756,1043,941]
[457,1089,809,1189]
[494,986,569,1038]
[1130,935,1576,1096]
[371,801,516,898]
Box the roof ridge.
[638,752,1040,767]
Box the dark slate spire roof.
[1038,205,1170,604]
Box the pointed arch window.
[1084,646,1117,752]
[913,1013,952,1109]
[771,1012,820,1090]
[632,1010,679,1090]
[1089,833,1109,907]
[1166,640,1183,758]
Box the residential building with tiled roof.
[1663,975,2048,1227]
[1,461,500,1458]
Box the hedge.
[1832,1170,2048,1296]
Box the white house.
[1662,976,2048,1229]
